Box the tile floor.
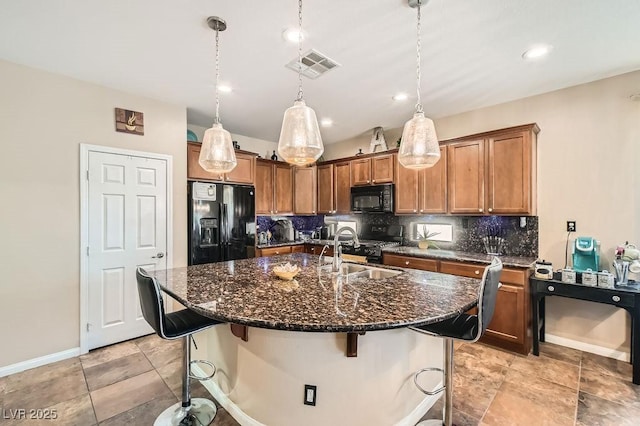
[1,336,638,425]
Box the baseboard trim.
[545,334,630,362]
[192,364,441,426]
[0,347,81,378]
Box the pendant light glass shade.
[199,123,237,173]
[398,111,440,169]
[198,16,237,174]
[278,100,324,166]
[399,0,440,170]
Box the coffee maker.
[572,237,600,272]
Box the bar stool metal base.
[154,398,217,426]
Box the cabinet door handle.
[367,180,370,183]
[275,251,280,255]
[405,261,410,265]
[474,270,480,275]
[479,209,483,212]
[413,209,417,213]
[372,179,376,183]
[612,295,621,302]
[420,210,424,213]
[275,210,278,213]
[488,208,493,212]
[548,285,555,292]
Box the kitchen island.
[151,254,481,425]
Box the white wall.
[0,59,187,368]
[188,124,278,160]
[323,127,403,160]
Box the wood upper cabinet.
[317,161,352,214]
[396,147,447,215]
[487,128,536,215]
[294,166,317,215]
[317,164,335,214]
[445,124,538,215]
[350,154,395,186]
[447,139,485,214]
[255,160,293,215]
[274,163,294,214]
[187,142,256,185]
[255,160,274,215]
[334,161,351,213]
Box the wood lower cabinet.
[187,142,256,184]
[382,254,438,272]
[306,244,334,256]
[384,254,531,355]
[291,245,306,253]
[396,147,446,214]
[350,154,395,186]
[440,260,530,354]
[256,245,293,257]
[256,159,294,215]
[294,166,317,215]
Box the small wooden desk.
[530,276,640,385]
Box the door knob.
[152,252,165,259]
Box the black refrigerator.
[188,181,256,265]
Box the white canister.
[582,269,598,286]
[597,270,615,288]
[561,268,576,284]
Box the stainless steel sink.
[339,264,367,274]
[347,266,403,280]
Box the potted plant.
[416,229,440,250]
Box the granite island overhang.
[151,254,481,425]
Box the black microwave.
[350,184,394,213]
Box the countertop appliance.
[572,236,599,272]
[341,224,404,263]
[534,260,553,279]
[188,182,255,265]
[350,184,394,213]
[272,219,294,243]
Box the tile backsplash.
[326,213,538,257]
[257,215,325,234]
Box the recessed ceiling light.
[522,44,553,60]
[282,28,304,43]
[393,93,408,101]
[320,118,333,127]
[217,84,232,93]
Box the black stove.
[340,224,404,264]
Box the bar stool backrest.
[136,267,169,339]
[474,257,503,342]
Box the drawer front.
[440,261,527,285]
[383,254,438,272]
[291,245,306,253]
[259,246,293,257]
[307,244,334,256]
[440,261,484,278]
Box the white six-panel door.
[87,151,167,349]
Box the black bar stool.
[410,257,503,426]
[136,267,222,426]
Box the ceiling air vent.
[285,49,340,79]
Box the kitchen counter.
[255,240,306,249]
[150,253,480,333]
[382,246,536,268]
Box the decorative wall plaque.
[115,108,144,135]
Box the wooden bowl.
[273,265,301,281]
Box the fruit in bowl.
[273,263,301,281]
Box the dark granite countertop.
[381,246,536,269]
[150,253,480,333]
[256,241,306,249]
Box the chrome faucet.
[332,227,360,272]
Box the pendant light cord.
[214,27,221,124]
[415,0,423,114]
[296,0,304,102]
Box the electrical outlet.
[567,221,576,232]
[304,384,317,406]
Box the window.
[412,223,453,242]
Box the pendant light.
[398,0,440,170]
[277,0,324,166]
[199,16,237,174]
